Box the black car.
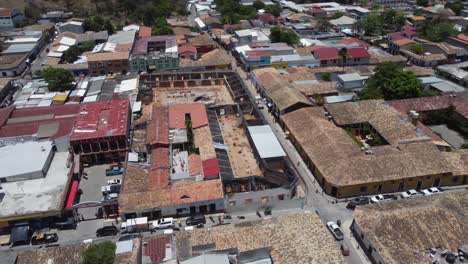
[96,226,119,237]
[346,197,370,209]
[186,214,206,226]
[118,234,140,241]
[31,232,58,245]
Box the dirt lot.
[153,85,234,107]
[219,115,262,178]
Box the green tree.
[416,0,429,6]
[253,0,266,10]
[360,62,424,100]
[414,8,424,16]
[62,45,82,63]
[264,3,282,17]
[270,26,299,45]
[409,43,424,55]
[83,16,114,33]
[383,9,406,30]
[216,0,256,24]
[331,12,344,19]
[445,0,464,15]
[82,241,116,264]
[24,4,41,21]
[321,72,331,82]
[41,67,75,92]
[354,13,384,36]
[418,22,457,42]
[152,17,173,35]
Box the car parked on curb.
[186,214,206,226]
[326,221,344,241]
[370,194,396,203]
[151,218,175,229]
[346,197,370,209]
[31,232,58,245]
[96,226,119,237]
[420,187,443,196]
[107,179,121,185]
[400,189,420,199]
[341,243,350,256]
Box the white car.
[107,179,121,185]
[151,218,175,229]
[370,194,395,203]
[420,187,443,196]
[400,189,420,199]
[326,221,344,241]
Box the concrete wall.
[121,198,225,221]
[351,220,385,264]
[224,187,302,213]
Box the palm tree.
[337,47,348,70]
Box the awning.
[65,180,79,209]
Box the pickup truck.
[105,166,124,176]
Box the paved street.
[232,64,370,264]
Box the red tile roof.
[178,44,197,54]
[313,47,339,60]
[148,168,170,191]
[11,104,80,118]
[246,50,271,57]
[347,47,370,58]
[306,45,326,52]
[138,26,152,38]
[188,154,203,176]
[309,7,326,13]
[401,25,417,36]
[338,37,369,48]
[388,94,468,119]
[223,24,241,30]
[388,32,406,41]
[0,8,13,17]
[143,235,172,263]
[147,106,169,147]
[70,98,129,141]
[202,158,220,179]
[169,103,208,129]
[151,147,170,170]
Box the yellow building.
[281,100,467,198]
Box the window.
[360,186,367,193]
[278,194,285,200]
[245,199,253,205]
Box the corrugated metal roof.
[247,125,286,159]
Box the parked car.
[420,187,444,196]
[370,194,396,203]
[107,179,121,185]
[31,232,58,245]
[96,226,119,237]
[326,221,344,241]
[186,214,206,226]
[151,218,175,229]
[106,166,124,176]
[400,189,420,199]
[103,193,118,201]
[346,197,370,209]
[101,184,121,194]
[341,243,350,256]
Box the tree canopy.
[264,3,282,17]
[61,41,96,63]
[215,0,257,24]
[253,0,266,10]
[360,62,427,100]
[354,10,406,35]
[416,0,429,6]
[445,0,464,15]
[41,67,75,92]
[417,22,457,42]
[83,16,114,34]
[152,17,173,35]
[409,43,424,55]
[81,241,116,264]
[270,26,299,45]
